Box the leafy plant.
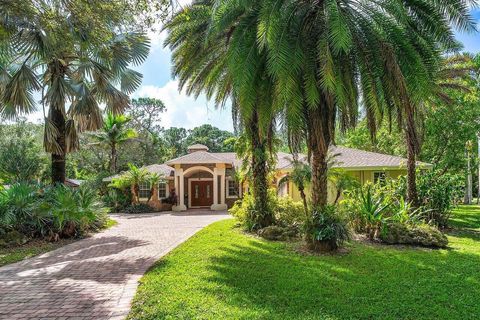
[358,186,391,240]
[304,205,351,252]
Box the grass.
[0,217,117,267]
[128,206,480,320]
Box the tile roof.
[103,164,174,182]
[104,146,431,182]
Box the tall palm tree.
[92,113,138,174]
[165,0,277,227]
[0,1,149,184]
[255,0,476,208]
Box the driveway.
[0,210,229,320]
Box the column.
[173,168,186,211]
[212,168,218,206]
[219,168,226,206]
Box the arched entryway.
[184,166,215,208]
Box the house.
[105,143,431,211]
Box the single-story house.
[104,144,431,211]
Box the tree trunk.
[249,110,273,228]
[51,107,66,184]
[299,187,308,215]
[405,129,419,207]
[110,143,117,173]
[306,97,334,209]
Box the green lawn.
[0,217,117,267]
[128,206,480,320]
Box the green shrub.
[0,183,107,241]
[380,223,448,248]
[274,197,305,227]
[103,189,132,212]
[229,189,277,231]
[304,205,351,252]
[123,203,155,214]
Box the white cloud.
[134,80,234,131]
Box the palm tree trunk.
[51,107,66,184]
[405,124,419,207]
[299,187,308,215]
[249,110,273,228]
[110,143,117,173]
[307,97,334,209]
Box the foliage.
[396,172,464,227]
[273,197,305,228]
[0,183,107,242]
[184,124,235,152]
[0,120,47,183]
[356,185,391,240]
[162,127,188,159]
[0,0,150,183]
[229,190,277,231]
[123,203,156,214]
[91,113,138,173]
[103,189,132,213]
[380,223,448,248]
[304,205,351,251]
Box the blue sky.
[28,7,480,132]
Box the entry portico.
[166,144,235,211]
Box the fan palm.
[92,113,138,173]
[164,0,277,227]
[253,0,476,209]
[0,1,149,184]
[124,163,150,204]
[278,159,311,214]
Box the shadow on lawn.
[203,239,480,319]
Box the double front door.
[191,180,214,207]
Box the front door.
[191,180,214,207]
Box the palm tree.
[278,159,311,214]
[124,164,150,204]
[92,113,138,174]
[147,173,164,203]
[0,1,149,184]
[165,0,277,228]
[254,0,476,209]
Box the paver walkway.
[0,210,229,320]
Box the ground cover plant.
[128,205,480,320]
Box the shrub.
[380,223,448,248]
[123,203,156,214]
[103,189,132,212]
[274,197,305,227]
[0,183,107,242]
[304,205,351,252]
[229,189,277,231]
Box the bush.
[123,203,156,214]
[229,189,277,231]
[103,189,132,212]
[0,183,107,242]
[274,197,305,227]
[380,223,448,248]
[304,205,351,252]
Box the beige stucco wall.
[284,169,407,203]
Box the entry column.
[173,167,187,211]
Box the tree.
[0,120,47,183]
[165,0,278,228]
[254,0,475,209]
[278,160,311,214]
[185,124,234,152]
[163,127,188,158]
[123,163,150,204]
[92,113,138,174]
[0,0,150,184]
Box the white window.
[227,179,239,198]
[373,171,387,185]
[139,181,151,199]
[158,183,169,199]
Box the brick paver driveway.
[0,210,229,320]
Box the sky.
[27,7,480,132]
